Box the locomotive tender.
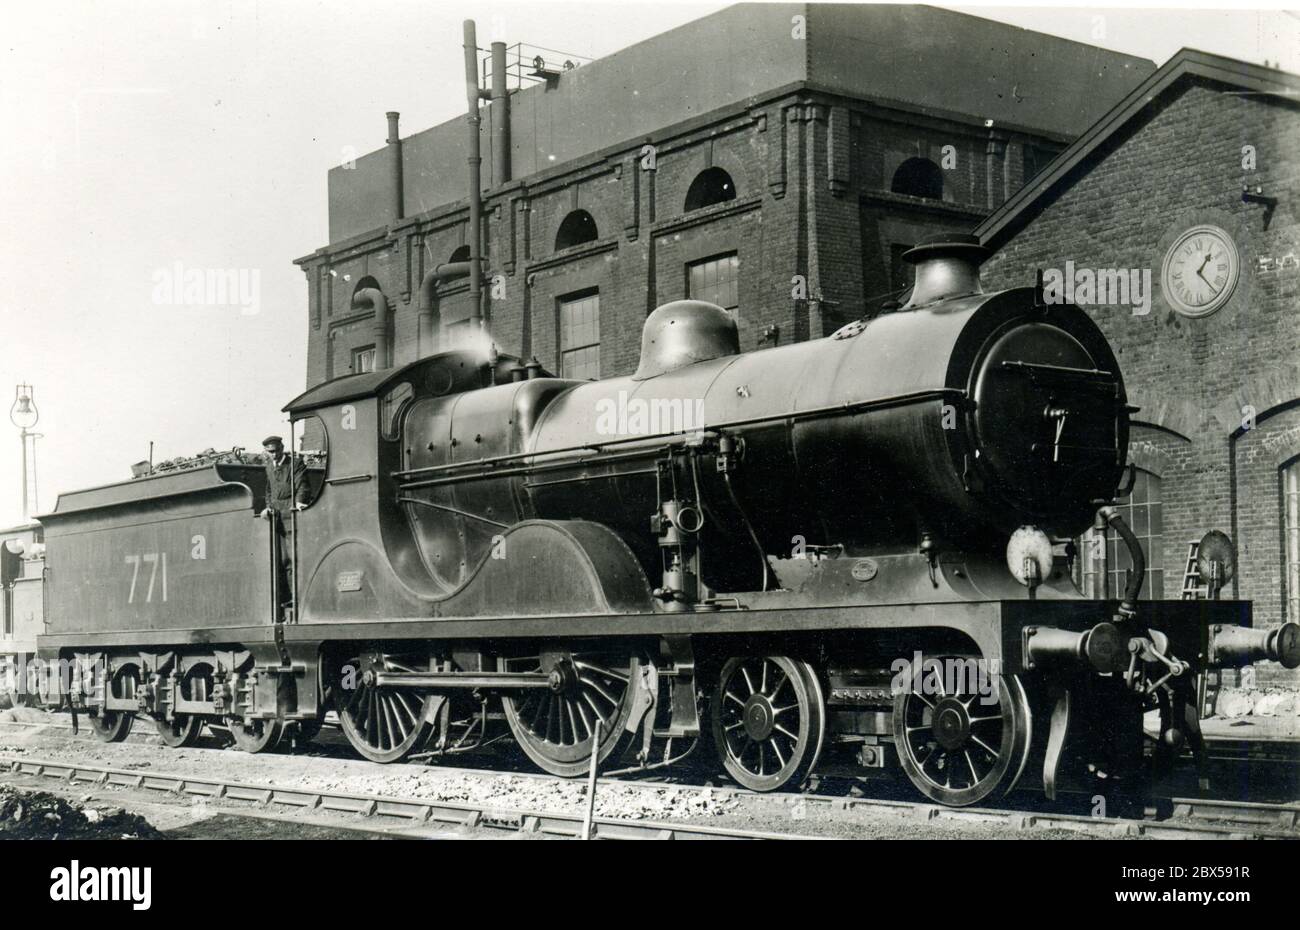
[35,237,1300,806]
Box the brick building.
[293,3,1150,385]
[976,51,1300,685]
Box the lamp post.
[9,384,39,521]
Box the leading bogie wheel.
[710,656,826,792]
[88,664,139,743]
[892,656,1032,806]
[500,650,643,777]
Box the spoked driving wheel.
[892,657,1032,806]
[335,650,437,763]
[500,650,642,777]
[156,664,210,748]
[88,664,138,743]
[710,656,826,792]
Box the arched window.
[555,210,598,250]
[891,157,943,200]
[448,245,471,263]
[685,167,736,212]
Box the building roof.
[975,49,1300,251]
[323,3,1153,244]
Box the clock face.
[1161,224,1240,318]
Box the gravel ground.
[0,718,1152,839]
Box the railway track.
[4,714,1299,837]
[2,753,1296,840]
[0,756,822,840]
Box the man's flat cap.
[262,435,284,446]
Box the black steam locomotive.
[34,236,1299,806]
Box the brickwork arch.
[1217,363,1300,438]
[1127,386,1201,441]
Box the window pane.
[687,252,740,313]
[560,292,600,380]
[351,346,376,374]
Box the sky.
[1,1,1298,526]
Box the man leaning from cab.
[260,434,309,518]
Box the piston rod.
[372,670,551,690]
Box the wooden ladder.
[1181,540,1220,717]
[1181,540,1207,599]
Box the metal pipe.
[463,20,485,333]
[386,111,403,222]
[416,261,478,356]
[1093,509,1109,600]
[352,287,391,370]
[490,41,510,187]
[1099,506,1143,617]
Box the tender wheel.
[88,665,138,743]
[711,656,825,792]
[892,657,1032,806]
[156,715,203,748]
[335,651,436,763]
[227,716,284,753]
[156,664,211,748]
[500,650,642,777]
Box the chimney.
[386,111,403,222]
[463,20,485,332]
[900,234,989,309]
[489,42,511,187]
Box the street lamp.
[9,384,39,521]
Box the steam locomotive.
[32,236,1300,807]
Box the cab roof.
[282,350,533,415]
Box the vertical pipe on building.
[489,42,510,188]
[463,20,485,333]
[386,111,404,222]
[353,288,391,370]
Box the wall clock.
[1160,224,1240,318]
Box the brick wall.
[298,84,1069,387]
[981,78,1300,685]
